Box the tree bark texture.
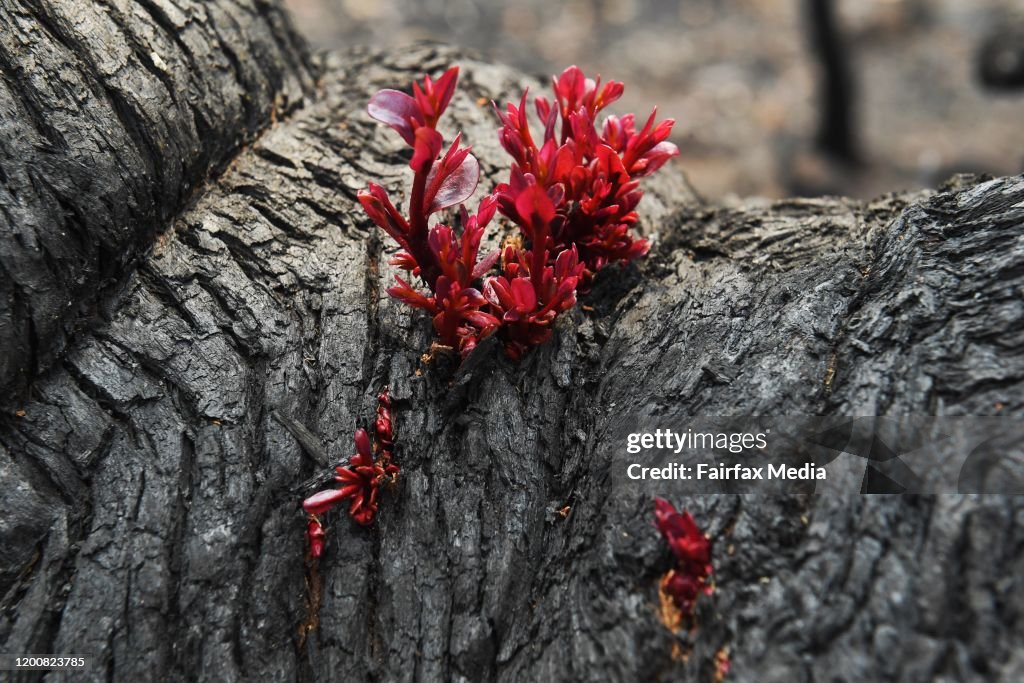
[0,0,316,408]
[1,4,1023,682]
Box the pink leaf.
[303,488,350,515]
[472,249,500,280]
[427,153,480,213]
[635,141,679,177]
[483,277,515,311]
[368,89,423,146]
[464,309,501,331]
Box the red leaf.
[594,80,624,110]
[354,428,372,460]
[553,65,586,113]
[551,144,578,184]
[432,66,459,120]
[389,251,418,272]
[514,183,557,235]
[510,277,537,312]
[358,184,410,248]
[411,127,443,173]
[388,276,436,311]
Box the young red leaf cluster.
[654,498,713,616]
[358,65,678,361]
[303,389,396,557]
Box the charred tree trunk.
[2,3,1023,682]
[0,0,316,408]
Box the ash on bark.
[1,5,1023,682]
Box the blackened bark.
[0,0,316,408]
[1,6,1023,682]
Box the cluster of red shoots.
[358,64,678,360]
[654,498,713,617]
[302,389,396,557]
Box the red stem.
[407,159,441,290]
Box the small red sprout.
[302,389,398,557]
[305,517,326,558]
[715,646,732,682]
[654,498,713,618]
[358,64,679,360]
[359,67,497,358]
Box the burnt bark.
[2,5,1023,682]
[0,0,316,408]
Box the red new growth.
[654,498,713,617]
[303,389,397,558]
[358,65,678,360]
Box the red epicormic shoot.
[654,498,713,618]
[494,67,677,290]
[358,65,678,361]
[303,389,397,558]
[359,66,499,358]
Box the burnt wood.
[1,4,1023,681]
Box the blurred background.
[283,0,1024,199]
